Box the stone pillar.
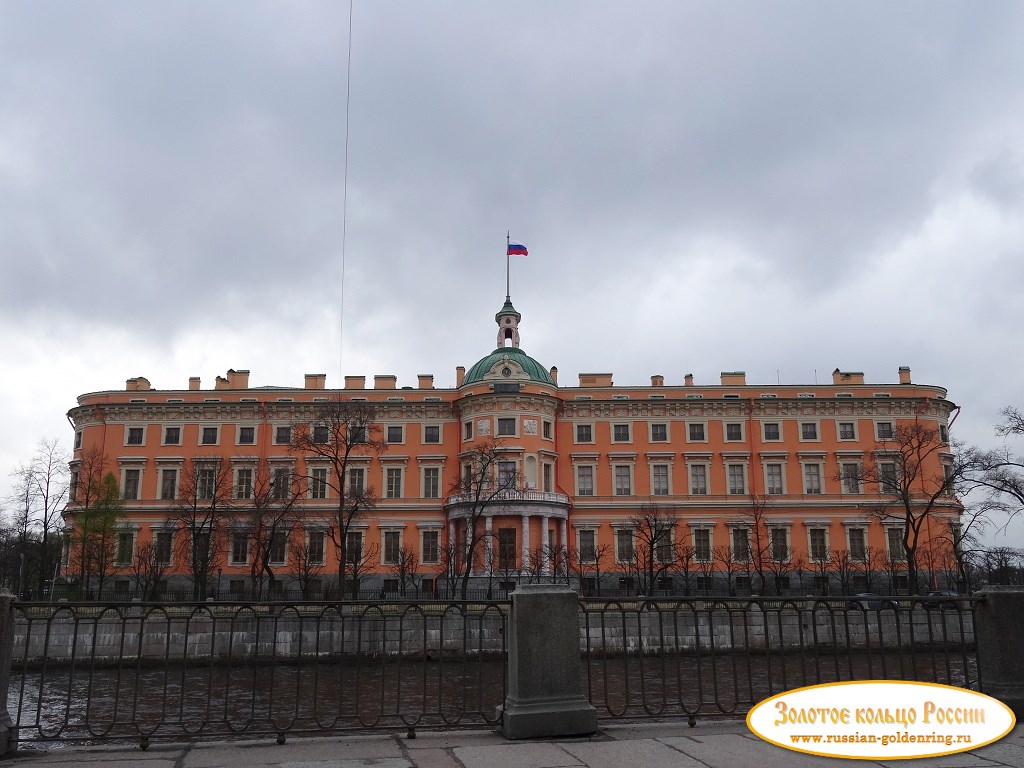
[0,590,18,755]
[498,584,597,738]
[976,586,1024,717]
[521,515,530,570]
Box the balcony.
[443,488,570,519]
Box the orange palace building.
[64,296,962,598]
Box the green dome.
[463,347,555,386]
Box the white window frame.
[236,424,257,446]
[420,527,441,565]
[650,463,671,496]
[200,425,220,446]
[230,531,249,565]
[726,463,747,495]
[306,529,326,565]
[724,422,744,442]
[688,463,709,495]
[234,467,254,500]
[885,526,905,562]
[575,423,595,444]
[614,527,635,564]
[381,529,403,565]
[613,464,633,496]
[121,467,142,500]
[125,425,146,447]
[799,421,820,442]
[875,421,895,440]
[421,466,441,499]
[162,425,183,446]
[802,461,823,494]
[575,464,596,496]
[386,424,405,445]
[807,527,830,561]
[847,527,867,561]
[761,421,782,442]
[576,527,598,564]
[496,417,517,437]
[649,422,669,442]
[273,424,292,446]
[422,424,442,445]
[692,527,713,562]
[310,467,329,500]
[840,461,862,494]
[612,423,632,443]
[687,421,707,442]
[836,420,858,441]
[769,526,790,562]
[384,466,403,499]
[159,467,178,500]
[764,462,785,495]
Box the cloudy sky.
[2,1,1023,545]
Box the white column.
[559,519,569,576]
[485,515,494,575]
[521,515,530,570]
[541,515,551,576]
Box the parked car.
[924,590,962,607]
[847,592,899,610]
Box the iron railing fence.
[7,595,980,746]
[580,596,980,720]
[9,600,508,746]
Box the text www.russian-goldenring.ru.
[789,732,972,747]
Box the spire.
[496,297,522,349]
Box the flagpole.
[506,231,511,300]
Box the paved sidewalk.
[3,720,1023,768]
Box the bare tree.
[847,421,969,594]
[287,529,327,599]
[809,547,833,595]
[673,541,696,596]
[246,461,303,599]
[171,457,232,599]
[741,495,773,594]
[446,438,520,598]
[831,549,856,595]
[629,504,678,595]
[67,471,124,598]
[713,544,737,596]
[291,399,385,599]
[389,545,419,597]
[130,536,171,600]
[63,446,110,592]
[971,407,1024,524]
[568,540,611,596]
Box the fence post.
[0,589,18,755]
[498,584,597,739]
[975,586,1024,717]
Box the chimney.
[189,376,201,391]
[344,375,366,390]
[720,371,746,386]
[226,369,250,389]
[456,366,466,387]
[651,375,664,387]
[214,376,229,390]
[304,373,326,390]
[899,366,912,385]
[125,377,151,391]
[374,375,397,390]
[833,369,865,385]
[684,373,694,387]
[579,373,613,388]
[549,366,558,385]
[417,374,434,389]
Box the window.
[497,461,516,488]
[238,426,255,445]
[351,425,367,443]
[423,467,440,498]
[800,422,818,440]
[689,465,708,495]
[940,424,949,443]
[346,531,363,563]
[886,528,904,561]
[765,463,784,494]
[809,529,828,561]
[576,465,595,496]
[164,426,181,445]
[269,532,287,565]
[879,461,898,493]
[804,464,822,494]
[497,418,516,436]
[613,423,631,442]
[578,530,596,563]
[771,528,788,561]
[386,467,402,498]
[763,423,780,441]
[348,467,365,496]
[382,531,401,564]
[848,528,866,561]
[160,468,177,500]
[201,426,218,445]
[876,421,894,440]
[154,531,172,566]
[841,462,861,494]
[614,465,632,496]
[542,421,552,439]
[307,530,325,564]
[616,529,634,563]
[656,528,674,564]
[694,529,711,561]
[732,528,750,562]
[424,425,440,444]
[74,431,83,449]
[69,469,79,502]
[688,423,706,441]
[497,528,516,567]
[311,468,328,499]
[727,464,745,495]
[652,464,670,496]
[231,532,249,565]
[463,421,473,440]
[576,424,593,443]
[275,426,291,445]
[313,425,329,444]
[235,468,253,500]
[122,469,140,500]
[650,423,668,442]
[115,532,134,566]
[725,423,743,441]
[127,427,144,445]
[542,463,553,492]
[838,422,856,440]
[387,425,404,444]
[271,467,291,499]
[421,529,439,564]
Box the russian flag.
[507,243,528,256]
